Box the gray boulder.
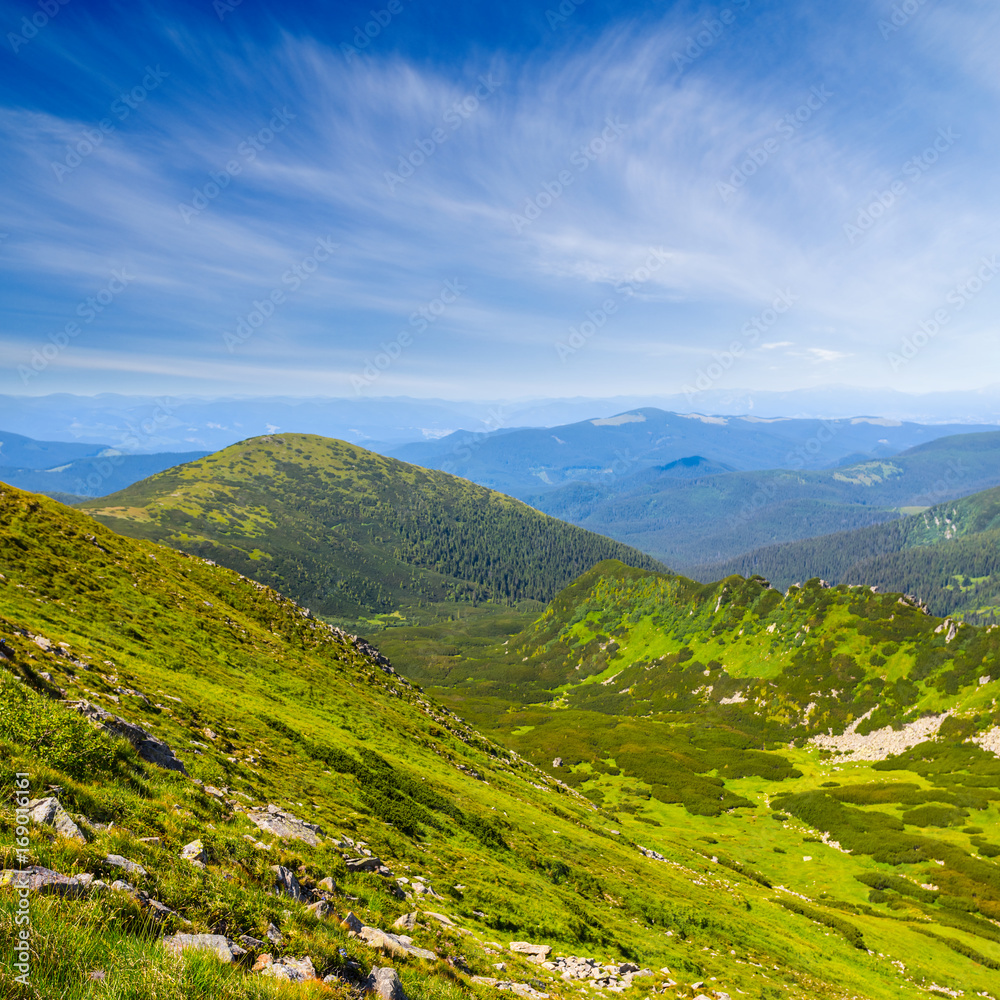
[509,941,551,962]
[271,864,308,902]
[27,797,86,843]
[247,804,323,846]
[69,700,187,774]
[181,840,207,864]
[261,955,317,982]
[105,855,146,878]
[163,933,236,963]
[367,966,408,1000]
[0,866,84,897]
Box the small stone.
[306,900,332,920]
[341,910,364,933]
[105,855,146,878]
[266,922,283,946]
[392,912,418,931]
[181,840,207,864]
[318,876,337,892]
[252,953,273,972]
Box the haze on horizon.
[1,0,998,400]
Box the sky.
[1,0,998,400]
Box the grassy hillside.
[7,490,1000,998]
[78,433,664,622]
[700,483,1000,621]
[527,430,1000,569]
[379,560,1000,997]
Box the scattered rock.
[366,966,408,1000]
[27,797,86,843]
[360,926,436,961]
[345,856,384,874]
[509,941,551,963]
[253,954,273,972]
[181,840,207,864]
[318,875,337,893]
[163,933,237,963]
[247,804,322,846]
[0,866,84,897]
[265,922,284,946]
[69,700,187,774]
[341,911,364,933]
[425,911,454,927]
[306,899,332,920]
[261,955,317,982]
[392,912,418,931]
[105,855,146,878]
[271,864,308,902]
[238,934,265,951]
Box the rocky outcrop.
[260,955,317,982]
[163,933,245,964]
[359,926,436,961]
[271,864,309,902]
[69,700,187,774]
[0,866,84,897]
[105,855,146,878]
[367,966,408,1000]
[27,797,86,842]
[509,941,551,963]
[181,840,207,865]
[246,804,323,846]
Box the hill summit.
[81,433,665,620]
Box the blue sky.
[1,0,998,399]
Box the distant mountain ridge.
[527,430,1000,571]
[697,481,1000,621]
[81,433,666,619]
[389,407,1000,497]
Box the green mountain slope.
[7,489,1000,998]
[379,560,1000,995]
[78,433,664,621]
[526,430,1000,569]
[699,483,1000,620]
